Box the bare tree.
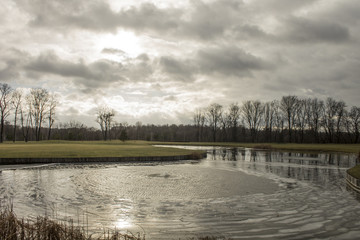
[280,96,299,143]
[96,107,115,141]
[193,108,206,142]
[228,103,241,142]
[28,88,50,141]
[11,89,23,142]
[335,100,346,143]
[206,103,223,142]
[241,100,264,142]
[295,99,310,143]
[20,96,33,142]
[345,106,360,143]
[322,98,345,143]
[220,109,231,141]
[0,83,12,143]
[47,94,57,140]
[263,101,277,142]
[308,98,324,143]
[135,121,142,140]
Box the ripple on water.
[0,147,359,239]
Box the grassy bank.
[0,140,202,159]
[152,141,360,154]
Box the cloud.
[177,0,244,40]
[0,48,30,82]
[17,0,181,33]
[24,51,128,90]
[196,46,271,77]
[282,17,350,43]
[3,0,360,126]
[159,56,196,81]
[16,0,245,40]
[101,48,127,57]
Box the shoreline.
[0,152,207,165]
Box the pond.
[1,146,360,239]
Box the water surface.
[1,146,359,239]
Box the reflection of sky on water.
[0,146,359,239]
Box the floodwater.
[1,146,360,239]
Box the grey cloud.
[25,51,127,88]
[17,0,244,40]
[234,24,270,40]
[122,54,154,82]
[26,52,94,79]
[101,48,127,56]
[315,0,360,26]
[158,45,271,81]
[249,0,318,14]
[159,56,196,81]
[178,0,244,40]
[163,95,177,101]
[0,48,30,81]
[196,46,271,77]
[18,0,180,33]
[283,17,350,43]
[14,0,357,46]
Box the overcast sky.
[1,0,360,127]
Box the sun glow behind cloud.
[96,31,143,59]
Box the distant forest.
[1,82,360,143]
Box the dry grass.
[0,206,143,240]
[0,206,231,240]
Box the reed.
[0,206,231,240]
[0,206,143,240]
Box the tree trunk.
[0,116,4,143]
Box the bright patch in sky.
[97,31,143,59]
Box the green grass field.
[0,140,200,158]
[1,140,359,158]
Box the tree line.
[193,96,360,143]
[1,82,359,143]
[0,83,57,143]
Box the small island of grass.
[348,164,360,179]
[0,140,205,165]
